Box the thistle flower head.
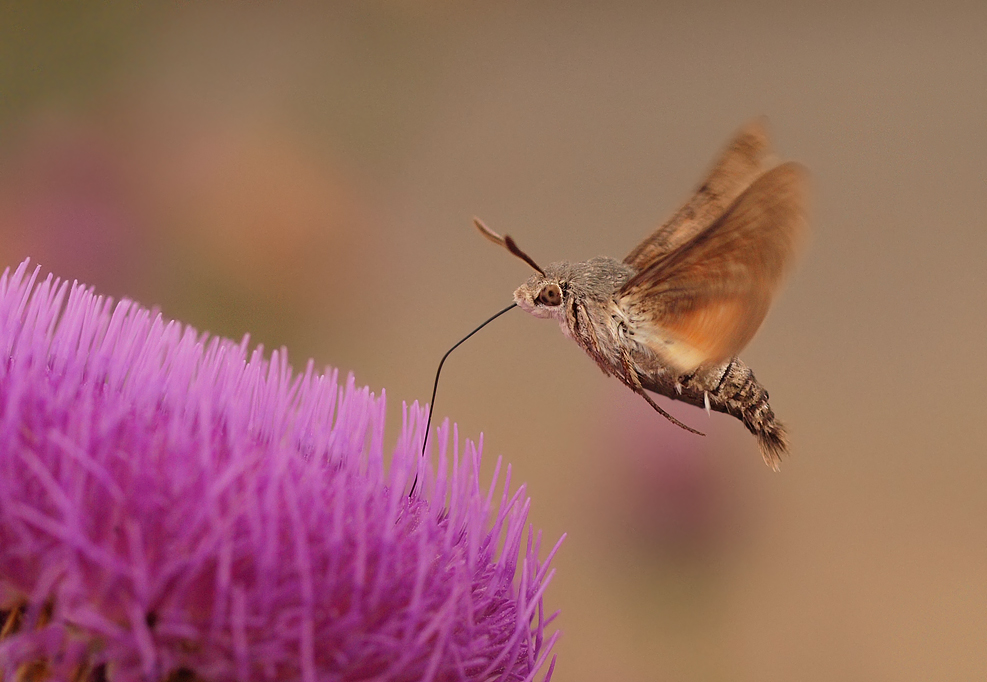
[0,260,561,681]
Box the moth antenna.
[473,216,506,246]
[411,302,518,496]
[504,236,546,276]
[473,217,545,275]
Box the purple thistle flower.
[0,260,562,682]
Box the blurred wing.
[624,119,774,269]
[618,162,808,373]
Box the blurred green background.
[1,3,985,680]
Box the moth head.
[513,271,567,319]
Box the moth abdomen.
[640,356,788,469]
[705,358,787,470]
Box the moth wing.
[618,162,808,373]
[624,118,774,269]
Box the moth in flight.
[477,120,807,468]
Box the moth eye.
[536,284,562,307]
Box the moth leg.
[618,349,705,436]
[675,369,698,395]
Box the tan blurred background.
[1,2,985,680]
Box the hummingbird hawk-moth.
[476,120,808,469]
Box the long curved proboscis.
[410,302,518,497]
[473,217,545,275]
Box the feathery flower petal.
[0,260,561,682]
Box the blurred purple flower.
[0,260,561,682]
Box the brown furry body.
[514,257,786,468]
